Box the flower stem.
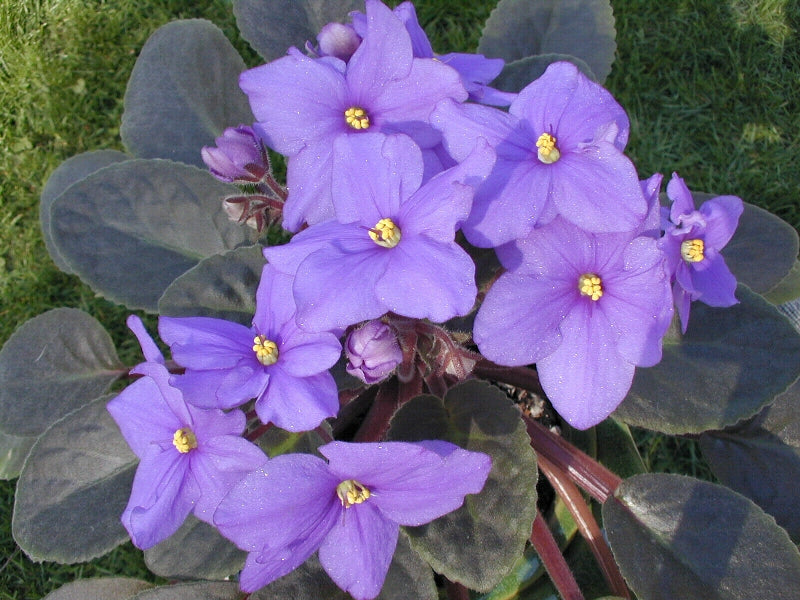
[445,580,471,600]
[245,422,273,442]
[530,509,585,600]
[471,360,545,396]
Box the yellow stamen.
[578,273,603,301]
[336,479,371,508]
[173,427,197,453]
[253,334,279,366]
[535,132,561,164]
[369,217,402,248]
[681,238,705,262]
[344,106,370,130]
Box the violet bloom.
[107,316,267,549]
[159,264,341,431]
[474,218,673,430]
[201,125,270,183]
[263,133,495,332]
[214,441,491,599]
[432,61,646,248]
[239,0,467,231]
[314,22,361,62]
[659,173,743,332]
[345,320,403,384]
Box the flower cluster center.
[369,218,402,248]
[578,273,603,301]
[172,427,197,453]
[536,132,560,164]
[681,238,705,262]
[253,334,279,366]
[336,479,371,508]
[344,106,370,130]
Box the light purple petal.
[170,366,268,410]
[394,1,433,58]
[187,403,246,440]
[263,219,357,276]
[283,142,336,231]
[238,532,327,593]
[319,501,399,600]
[639,172,664,238]
[126,315,164,364]
[158,316,252,370]
[690,254,739,307]
[699,195,744,250]
[257,368,339,431]
[438,52,504,85]
[279,330,342,377]
[674,283,692,333]
[667,172,696,221]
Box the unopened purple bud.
[316,22,361,62]
[201,125,269,183]
[345,320,403,384]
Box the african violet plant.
[3,0,800,599]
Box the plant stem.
[445,580,471,600]
[471,359,545,396]
[530,510,585,600]
[245,422,273,442]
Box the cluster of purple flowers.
[108,0,745,597]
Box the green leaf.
[256,425,328,458]
[42,578,153,600]
[120,20,253,168]
[40,150,130,273]
[722,200,799,296]
[478,0,616,83]
[474,545,545,600]
[614,285,800,434]
[158,245,265,325]
[699,378,800,542]
[0,308,124,437]
[603,473,800,600]
[50,159,254,311]
[565,419,646,479]
[387,380,538,592]
[493,54,596,92]
[0,429,36,480]
[248,554,347,600]
[232,0,363,62]
[767,260,800,306]
[13,395,137,563]
[144,515,245,580]
[131,582,241,600]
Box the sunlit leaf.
[42,578,152,600]
[0,430,36,480]
[130,582,240,600]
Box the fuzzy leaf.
[50,159,253,311]
[120,20,253,167]
[478,0,616,83]
[0,308,124,437]
[387,380,538,591]
[13,396,136,563]
[614,285,800,434]
[0,430,36,480]
[131,582,240,600]
[603,473,800,600]
[493,53,596,92]
[42,578,152,600]
[233,0,364,62]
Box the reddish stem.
[525,416,621,503]
[245,422,273,442]
[353,377,400,442]
[530,510,585,600]
[264,174,288,201]
[445,580,471,600]
[471,359,545,396]
[538,454,630,598]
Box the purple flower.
[432,61,646,247]
[659,173,743,332]
[107,316,267,549]
[263,133,495,332]
[315,22,362,62]
[158,264,341,431]
[345,320,403,384]
[474,218,673,430]
[201,125,269,183]
[214,440,491,599]
[239,0,467,231]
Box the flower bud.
[316,22,361,63]
[201,125,269,183]
[345,320,402,384]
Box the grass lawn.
[1,0,797,597]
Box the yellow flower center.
[369,218,402,248]
[536,132,560,164]
[253,334,279,366]
[344,106,370,130]
[681,238,705,262]
[336,479,371,508]
[578,273,603,301]
[172,427,197,453]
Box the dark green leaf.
[233,0,363,62]
[131,582,241,600]
[478,0,616,83]
[158,245,265,325]
[565,419,646,479]
[13,395,137,563]
[699,378,800,541]
[0,430,36,480]
[614,285,800,434]
[766,261,800,305]
[144,515,245,580]
[493,54,596,92]
[474,545,545,600]
[0,308,124,437]
[256,425,328,458]
[387,380,538,592]
[603,473,800,600]
[42,578,152,600]
[40,150,130,273]
[50,159,254,311]
[120,20,253,167]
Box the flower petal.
[253,264,297,337]
[699,195,744,250]
[257,368,339,431]
[158,316,253,370]
[690,254,739,307]
[283,142,337,231]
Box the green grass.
[0,0,798,597]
